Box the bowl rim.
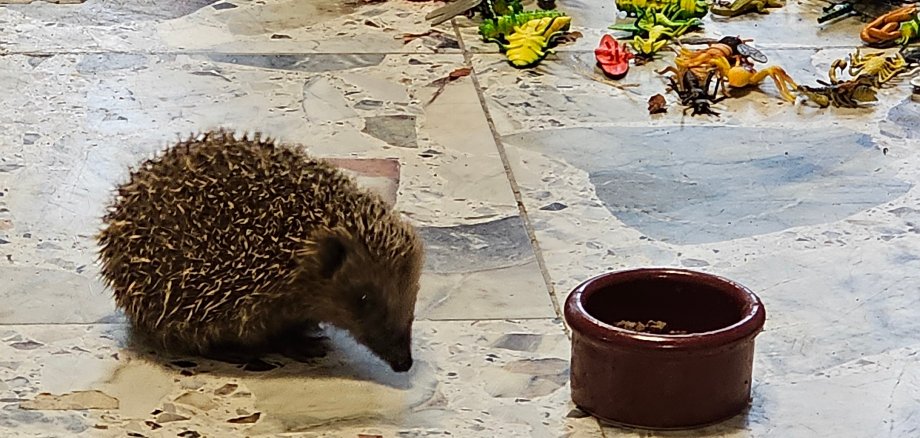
[564,267,766,351]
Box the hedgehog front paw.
[201,344,260,365]
[269,324,330,362]
[277,335,330,362]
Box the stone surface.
[20,390,118,411]
[502,126,909,244]
[2,0,919,436]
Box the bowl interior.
[584,275,751,334]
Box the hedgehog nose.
[390,357,413,373]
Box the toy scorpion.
[796,77,878,108]
[796,58,879,108]
[830,49,908,87]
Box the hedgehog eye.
[354,289,373,312]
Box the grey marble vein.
[504,126,911,244]
[206,54,386,73]
[419,216,535,273]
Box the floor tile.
[418,216,555,320]
[0,0,460,54]
[4,0,920,435]
[0,320,603,437]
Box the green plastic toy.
[615,0,708,19]
[488,16,572,68]
[610,4,702,58]
[610,3,702,34]
[479,10,569,41]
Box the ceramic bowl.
[564,268,766,429]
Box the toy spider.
[668,69,727,116]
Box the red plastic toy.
[595,34,633,79]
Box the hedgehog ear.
[315,233,349,279]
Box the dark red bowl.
[564,268,766,430]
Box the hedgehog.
[96,130,425,372]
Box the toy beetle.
[595,35,634,78]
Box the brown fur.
[96,130,424,372]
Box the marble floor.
[1,0,919,436]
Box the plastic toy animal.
[622,6,701,59]
[595,35,634,78]
[426,0,524,26]
[711,36,767,63]
[818,0,911,24]
[489,16,572,68]
[668,69,726,116]
[830,49,907,86]
[479,9,569,40]
[708,56,799,102]
[610,3,703,33]
[860,4,919,46]
[710,0,783,17]
[902,46,920,66]
[898,17,920,45]
[616,0,709,19]
[796,57,879,108]
[796,76,878,108]
[668,36,766,71]
[659,37,795,101]
[633,23,686,58]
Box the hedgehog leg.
[268,321,330,363]
[201,341,265,365]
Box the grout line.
[446,30,604,436]
[451,21,569,335]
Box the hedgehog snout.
[375,332,413,373]
[390,356,413,373]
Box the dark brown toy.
[97,130,424,372]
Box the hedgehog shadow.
[124,327,418,390]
